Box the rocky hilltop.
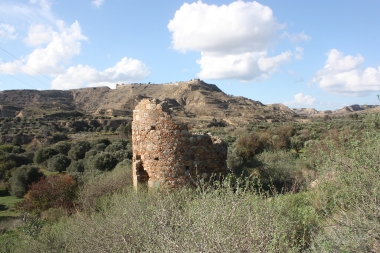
[293,104,379,117]
[0,79,295,124]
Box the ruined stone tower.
[132,99,228,190]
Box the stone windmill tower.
[132,99,228,190]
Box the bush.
[53,142,72,156]
[236,133,262,159]
[9,180,319,252]
[91,138,111,147]
[0,144,14,153]
[3,153,31,167]
[8,165,44,198]
[84,150,98,159]
[253,150,306,192]
[77,160,132,211]
[113,149,132,162]
[68,140,91,160]
[33,147,59,165]
[104,140,128,153]
[11,146,25,154]
[67,160,85,173]
[91,143,107,152]
[0,161,17,182]
[46,155,71,172]
[226,146,243,174]
[17,174,77,213]
[46,133,68,145]
[90,152,118,171]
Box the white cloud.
[23,24,53,46]
[30,0,52,11]
[0,2,55,32]
[280,31,311,43]
[92,0,105,8]
[51,57,150,89]
[0,23,17,40]
[284,93,316,106]
[0,21,87,76]
[196,51,292,81]
[313,49,380,95]
[168,1,294,81]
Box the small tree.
[9,165,44,198]
[68,140,91,160]
[17,174,77,213]
[90,152,118,171]
[54,142,72,156]
[105,140,129,153]
[47,155,71,172]
[67,160,85,173]
[34,147,59,165]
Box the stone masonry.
[132,99,228,190]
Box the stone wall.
[132,99,227,190]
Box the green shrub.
[10,179,320,252]
[46,154,71,172]
[253,150,306,192]
[67,160,85,173]
[50,132,68,144]
[104,140,128,153]
[3,153,31,167]
[0,161,17,181]
[90,138,111,147]
[91,143,107,152]
[309,129,380,252]
[11,146,26,154]
[53,141,71,156]
[68,140,91,160]
[8,165,44,198]
[226,146,243,174]
[33,147,59,165]
[89,152,118,171]
[77,160,132,211]
[84,149,98,159]
[0,144,14,153]
[113,149,132,162]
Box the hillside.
[292,104,379,117]
[0,79,295,125]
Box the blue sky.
[0,0,379,110]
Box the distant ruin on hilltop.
[132,98,228,190]
[116,78,203,89]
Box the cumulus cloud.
[92,0,104,8]
[0,23,17,40]
[23,24,53,46]
[168,1,296,81]
[196,50,292,80]
[284,93,316,106]
[0,21,87,76]
[313,49,380,95]
[51,57,150,89]
[0,5,149,90]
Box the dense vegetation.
[1,112,380,252]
